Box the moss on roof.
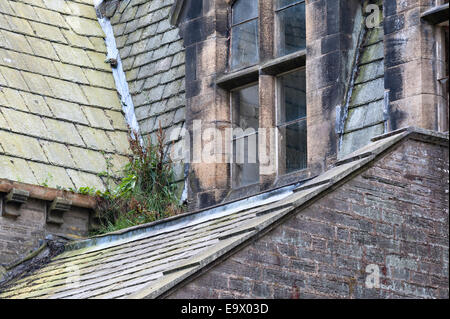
[0,0,130,191]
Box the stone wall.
[110,0,186,194]
[0,194,91,265]
[384,0,447,131]
[177,0,231,210]
[306,0,364,171]
[168,138,449,299]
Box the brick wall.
[0,196,91,265]
[168,139,449,299]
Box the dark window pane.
[276,3,306,56]
[231,20,259,70]
[232,0,258,25]
[279,120,307,173]
[232,85,259,132]
[180,0,203,20]
[278,69,306,124]
[233,134,259,188]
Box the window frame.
[220,0,309,191]
[274,0,306,58]
[230,82,260,189]
[229,0,260,71]
[275,67,308,175]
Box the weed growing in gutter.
[76,125,183,235]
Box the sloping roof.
[109,0,186,182]
[0,127,446,299]
[340,0,385,157]
[0,0,130,191]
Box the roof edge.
[63,183,297,253]
[0,179,97,209]
[63,127,449,253]
[170,0,185,26]
[371,127,449,145]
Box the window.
[421,0,449,131]
[230,0,259,70]
[231,84,260,188]
[222,0,307,189]
[277,69,307,173]
[275,0,306,57]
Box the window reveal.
[231,84,260,188]
[226,0,307,189]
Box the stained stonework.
[384,0,448,131]
[177,0,230,210]
[306,0,364,170]
[168,138,449,299]
[110,0,186,193]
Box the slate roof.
[109,0,186,182]
[340,0,386,157]
[0,0,130,191]
[0,127,445,299]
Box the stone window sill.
[421,3,449,25]
[216,50,307,90]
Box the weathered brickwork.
[110,0,186,189]
[169,139,449,299]
[0,196,90,265]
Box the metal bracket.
[0,189,29,218]
[46,198,72,225]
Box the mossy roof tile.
[0,0,130,191]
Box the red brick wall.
[168,139,449,298]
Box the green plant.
[91,124,183,235]
[39,173,53,188]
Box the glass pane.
[231,84,259,133]
[276,0,303,9]
[233,134,259,188]
[278,69,306,124]
[279,120,307,174]
[276,2,306,56]
[231,20,259,70]
[232,0,258,25]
